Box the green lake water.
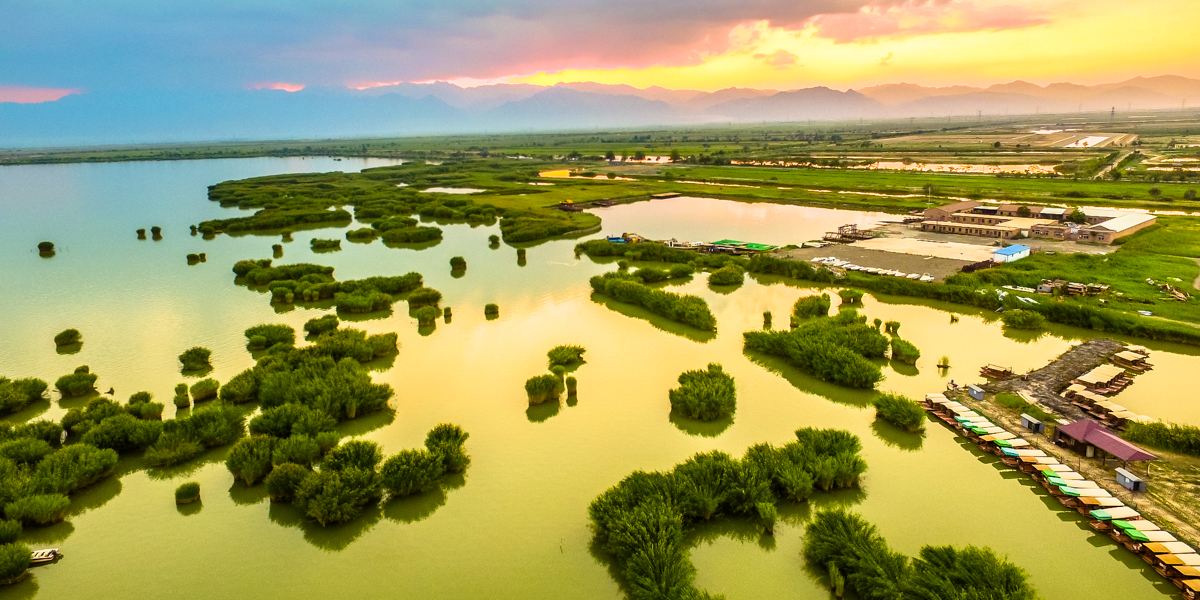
[0,159,1190,598]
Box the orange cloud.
[250,82,305,92]
[0,86,80,104]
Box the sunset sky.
[4,0,1200,102]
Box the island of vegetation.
[668,364,735,422]
[589,428,866,599]
[178,346,212,373]
[744,309,892,389]
[589,272,716,332]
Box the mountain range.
[3,75,1199,147]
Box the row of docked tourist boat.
[807,256,935,281]
[924,393,1200,599]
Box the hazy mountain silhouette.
[3,75,1199,146]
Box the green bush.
[294,467,381,526]
[407,287,443,307]
[178,346,212,372]
[143,403,245,467]
[425,423,471,474]
[547,345,586,368]
[744,312,886,389]
[380,449,446,498]
[53,329,81,348]
[590,273,716,332]
[30,444,118,494]
[304,314,339,337]
[0,438,52,466]
[588,428,865,599]
[250,404,337,439]
[889,338,921,365]
[802,509,1034,599]
[4,494,71,525]
[226,436,275,486]
[219,369,258,404]
[323,440,382,472]
[175,481,200,504]
[525,374,562,405]
[484,303,500,318]
[668,364,736,421]
[173,383,190,409]
[1123,421,1200,456]
[0,378,48,416]
[566,376,578,397]
[264,462,309,502]
[310,238,342,252]
[1000,309,1046,330]
[55,369,97,398]
[0,542,31,583]
[345,228,377,242]
[272,435,322,467]
[80,414,162,452]
[245,324,295,351]
[413,305,439,325]
[488,234,500,248]
[0,520,20,544]
[708,264,744,287]
[873,393,926,433]
[792,294,831,320]
[450,256,467,272]
[190,378,220,403]
[838,289,864,304]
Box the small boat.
[30,548,61,565]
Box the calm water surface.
[0,159,1189,599]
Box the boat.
[979,364,1014,379]
[30,548,61,565]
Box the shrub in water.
[294,467,381,526]
[55,369,97,398]
[310,238,341,252]
[449,256,467,272]
[484,303,500,318]
[175,481,200,504]
[0,542,31,584]
[890,338,921,365]
[303,314,339,337]
[178,346,212,373]
[838,289,864,305]
[53,329,81,348]
[424,423,470,474]
[380,449,446,498]
[413,305,439,325]
[0,378,48,416]
[566,376,578,397]
[589,273,716,332]
[708,264,744,287]
[525,374,562,405]
[37,241,54,256]
[668,364,736,421]
[323,440,382,472]
[226,436,275,486]
[189,378,220,403]
[173,383,190,409]
[272,435,321,467]
[873,393,926,433]
[792,294,831,321]
[264,462,309,502]
[1000,309,1046,331]
[4,494,71,525]
[407,287,442,307]
[245,324,295,351]
[547,345,586,369]
[0,520,20,545]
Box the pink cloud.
[0,86,81,104]
[807,0,1048,43]
[250,81,305,92]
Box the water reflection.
[526,400,561,423]
[590,294,716,343]
[870,420,924,452]
[668,410,732,437]
[743,351,875,407]
[228,481,270,506]
[176,500,203,517]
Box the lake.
[0,158,1186,598]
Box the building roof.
[1076,364,1125,385]
[1040,207,1068,216]
[1091,213,1156,233]
[929,200,981,213]
[1057,419,1156,461]
[994,244,1031,256]
[1114,350,1147,362]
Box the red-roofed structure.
[1054,419,1156,463]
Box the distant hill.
[3,74,1200,146]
